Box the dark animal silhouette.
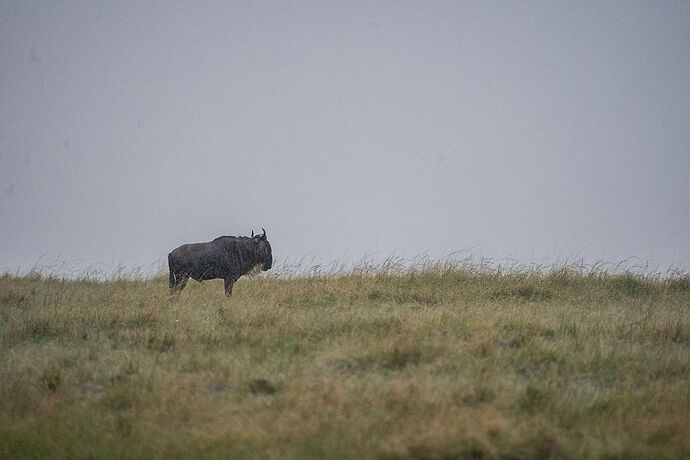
[168,229,272,296]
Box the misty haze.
[1,2,688,276]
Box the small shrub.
[147,333,175,353]
[461,386,496,406]
[103,385,135,411]
[381,346,423,370]
[249,379,276,395]
[518,383,551,414]
[40,366,61,392]
[607,275,651,298]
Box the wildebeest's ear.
[251,230,254,237]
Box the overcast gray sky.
[1,1,689,275]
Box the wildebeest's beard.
[246,263,263,277]
[261,243,272,271]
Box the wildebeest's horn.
[251,230,254,237]
[261,228,266,238]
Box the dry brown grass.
[0,265,688,458]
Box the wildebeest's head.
[251,228,272,271]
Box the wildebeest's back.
[168,236,261,281]
[168,240,229,280]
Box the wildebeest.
[168,229,272,296]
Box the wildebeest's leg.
[224,278,235,297]
[176,274,189,293]
[170,272,189,294]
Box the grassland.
[1,265,688,459]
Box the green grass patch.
[0,268,688,458]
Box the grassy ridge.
[1,268,688,458]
